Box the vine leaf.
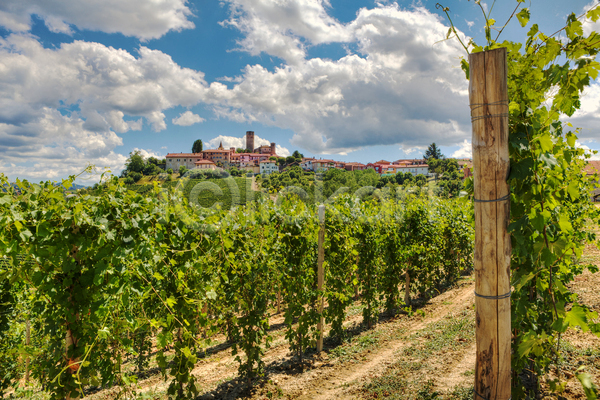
[565,305,590,332]
[576,370,599,399]
[516,8,530,27]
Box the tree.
[192,139,203,153]
[423,143,443,160]
[414,174,427,188]
[125,151,145,174]
[292,150,304,160]
[179,165,188,175]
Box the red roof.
[166,153,202,158]
[314,159,335,163]
[585,161,600,175]
[194,160,215,165]
[240,153,269,157]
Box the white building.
[301,158,315,171]
[194,160,217,170]
[166,153,203,171]
[396,164,429,176]
[260,160,279,175]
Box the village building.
[344,162,366,171]
[165,153,203,171]
[301,158,315,171]
[260,160,279,175]
[166,132,277,171]
[194,159,217,170]
[313,159,336,172]
[394,164,429,175]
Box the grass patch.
[357,310,475,399]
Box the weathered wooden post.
[25,319,30,383]
[317,204,325,353]
[469,48,511,400]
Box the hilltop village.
[165,131,472,179]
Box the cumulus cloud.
[582,1,600,36]
[0,34,207,180]
[565,82,600,142]
[0,107,127,181]
[0,0,194,40]
[221,0,350,64]
[206,134,290,156]
[452,139,472,159]
[2,1,478,180]
[131,147,165,159]
[172,111,205,126]
[211,2,471,154]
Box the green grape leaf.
[517,8,530,27]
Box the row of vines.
[0,176,473,399]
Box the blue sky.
[1,0,599,183]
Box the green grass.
[358,310,475,399]
[181,177,262,210]
[121,177,263,211]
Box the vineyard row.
[0,177,474,399]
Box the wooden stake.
[469,48,511,400]
[25,319,30,383]
[317,204,325,353]
[277,289,281,314]
[404,269,411,307]
[66,328,79,400]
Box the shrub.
[128,171,142,182]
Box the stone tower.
[270,142,276,155]
[246,131,255,152]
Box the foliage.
[0,171,473,399]
[443,1,600,397]
[423,143,443,160]
[128,171,142,183]
[125,150,145,173]
[192,139,203,154]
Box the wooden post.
[404,269,411,306]
[316,204,325,353]
[277,289,281,314]
[25,319,30,383]
[66,328,79,400]
[469,48,511,400]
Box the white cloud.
[582,1,600,36]
[452,139,472,159]
[209,3,471,154]
[172,111,205,126]
[221,0,350,64]
[0,0,195,40]
[1,2,478,180]
[131,147,165,159]
[565,82,600,142]
[0,34,207,180]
